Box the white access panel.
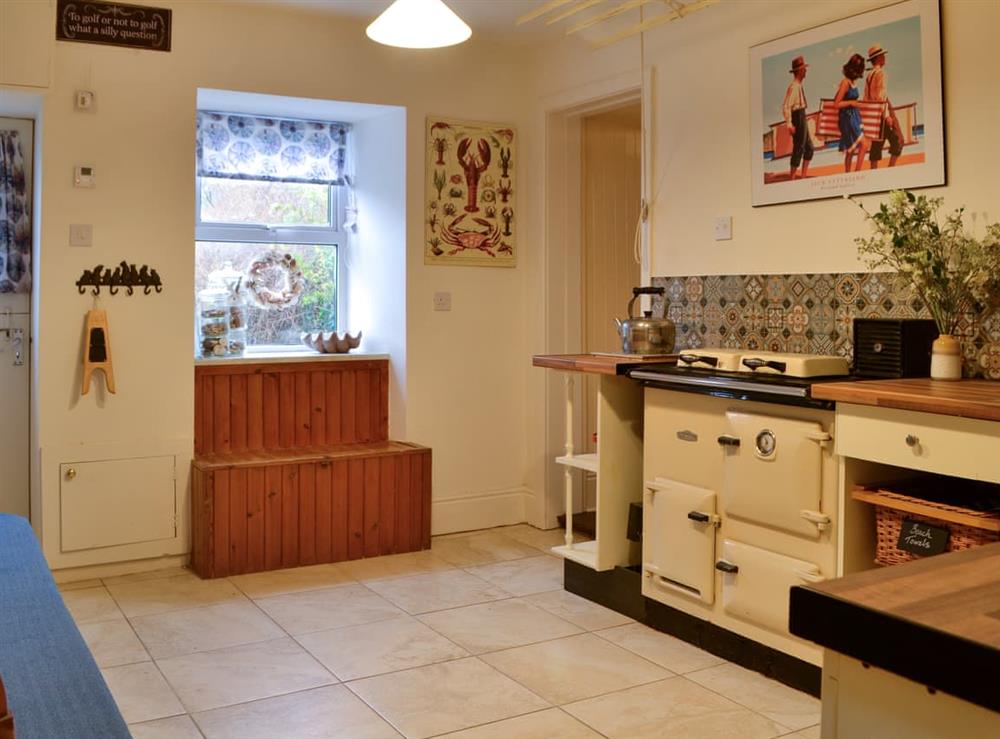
[60,456,177,552]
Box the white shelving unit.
[549,369,644,572]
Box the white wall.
[28,0,541,564]
[536,0,1000,278]
[351,107,407,440]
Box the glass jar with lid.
[198,286,229,358]
[212,263,248,356]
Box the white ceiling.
[266,0,650,42]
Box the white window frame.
[195,176,346,353]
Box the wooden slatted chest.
[191,359,431,578]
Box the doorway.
[0,116,33,518]
[580,103,643,480]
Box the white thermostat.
[74,165,96,188]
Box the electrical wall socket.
[69,224,93,247]
[74,90,95,111]
[433,291,452,311]
[713,216,733,241]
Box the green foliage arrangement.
[852,190,1000,335]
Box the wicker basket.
[854,486,1000,566]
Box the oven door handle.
[741,357,787,373]
[687,510,720,526]
[717,434,741,447]
[715,560,739,574]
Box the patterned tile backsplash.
[650,272,1000,379]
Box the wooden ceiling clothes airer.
[517,0,719,47]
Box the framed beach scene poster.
[750,0,944,206]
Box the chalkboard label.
[897,519,950,557]
[56,1,171,52]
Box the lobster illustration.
[498,147,512,178]
[501,207,513,237]
[457,137,491,213]
[497,179,512,203]
[439,213,502,257]
[433,170,446,199]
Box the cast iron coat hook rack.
[76,261,163,296]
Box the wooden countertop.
[532,353,677,376]
[789,542,1000,712]
[811,378,1000,421]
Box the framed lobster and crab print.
[425,117,516,267]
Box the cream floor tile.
[57,578,104,592]
[131,601,285,659]
[157,637,335,713]
[481,632,670,705]
[336,550,454,582]
[256,583,404,635]
[465,556,563,597]
[78,616,150,668]
[596,622,726,673]
[564,677,789,739]
[493,524,586,553]
[348,657,549,738]
[431,531,542,566]
[438,707,601,738]
[686,663,820,730]
[101,662,184,725]
[62,586,124,624]
[107,572,246,618]
[523,589,633,630]
[103,567,192,586]
[418,598,582,654]
[365,569,511,615]
[789,726,821,738]
[228,563,354,599]
[297,615,467,680]
[129,714,204,739]
[193,684,398,739]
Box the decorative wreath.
[246,252,305,309]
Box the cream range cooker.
[630,349,852,665]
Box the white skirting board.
[431,487,531,535]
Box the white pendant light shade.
[366,0,471,49]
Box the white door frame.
[526,70,650,529]
[0,89,44,531]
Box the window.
[195,112,351,351]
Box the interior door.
[581,103,642,508]
[0,117,33,518]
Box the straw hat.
[867,45,887,62]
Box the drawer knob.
[65,467,77,480]
[905,434,919,447]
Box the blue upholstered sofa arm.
[0,514,130,738]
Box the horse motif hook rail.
[76,262,163,296]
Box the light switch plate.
[433,291,452,311]
[69,224,93,247]
[713,216,732,241]
[75,90,95,111]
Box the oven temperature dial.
[755,429,776,458]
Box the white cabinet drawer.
[60,456,177,552]
[836,403,1000,483]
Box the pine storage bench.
[191,358,432,578]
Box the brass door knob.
[65,467,77,480]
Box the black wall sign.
[897,518,950,557]
[56,0,171,52]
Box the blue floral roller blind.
[196,111,350,185]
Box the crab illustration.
[439,213,502,257]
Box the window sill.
[194,350,389,367]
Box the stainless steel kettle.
[614,286,675,355]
